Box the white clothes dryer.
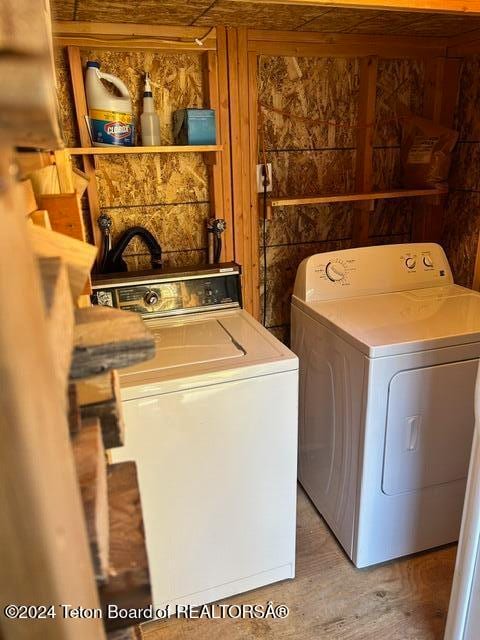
[291,243,480,567]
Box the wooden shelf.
[265,188,448,212]
[66,144,223,156]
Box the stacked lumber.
[0,0,62,149]
[100,463,152,630]
[37,256,74,395]
[38,193,86,241]
[29,224,97,299]
[27,157,154,634]
[64,308,154,632]
[31,209,52,229]
[25,163,89,199]
[1,3,149,637]
[34,265,153,632]
[72,418,109,583]
[77,372,125,449]
[71,306,155,379]
[0,148,104,638]
[14,179,38,216]
[68,383,82,435]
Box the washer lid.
[123,319,244,374]
[119,309,298,398]
[295,284,480,357]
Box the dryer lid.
[296,284,480,357]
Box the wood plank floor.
[141,486,457,640]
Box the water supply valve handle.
[208,218,227,236]
[98,213,113,235]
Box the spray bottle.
[141,72,161,146]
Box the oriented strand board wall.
[258,55,424,343]
[55,48,210,269]
[442,56,480,287]
[371,58,425,239]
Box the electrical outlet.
[256,163,273,194]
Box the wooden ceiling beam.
[228,0,480,16]
[52,21,217,39]
[52,21,217,51]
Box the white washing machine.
[93,264,298,610]
[291,243,480,568]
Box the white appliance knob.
[405,257,416,270]
[325,261,346,282]
[423,255,433,268]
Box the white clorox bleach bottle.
[85,61,135,147]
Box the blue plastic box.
[173,109,216,145]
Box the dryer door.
[382,359,477,496]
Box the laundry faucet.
[98,215,162,273]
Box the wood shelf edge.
[66,145,223,156]
[264,188,448,209]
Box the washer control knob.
[326,261,346,282]
[405,257,416,270]
[144,290,159,306]
[423,255,433,268]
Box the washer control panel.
[293,243,453,302]
[92,263,242,318]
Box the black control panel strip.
[92,264,242,318]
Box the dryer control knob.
[326,261,346,282]
[423,255,433,268]
[144,290,160,306]
[405,257,416,270]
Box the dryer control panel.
[293,243,453,302]
[92,263,242,318]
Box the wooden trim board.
[412,56,459,244]
[267,188,447,209]
[248,51,260,320]
[215,26,235,262]
[353,55,378,247]
[67,46,103,251]
[247,40,446,59]
[237,28,255,315]
[247,29,448,49]
[203,51,225,228]
[227,28,249,309]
